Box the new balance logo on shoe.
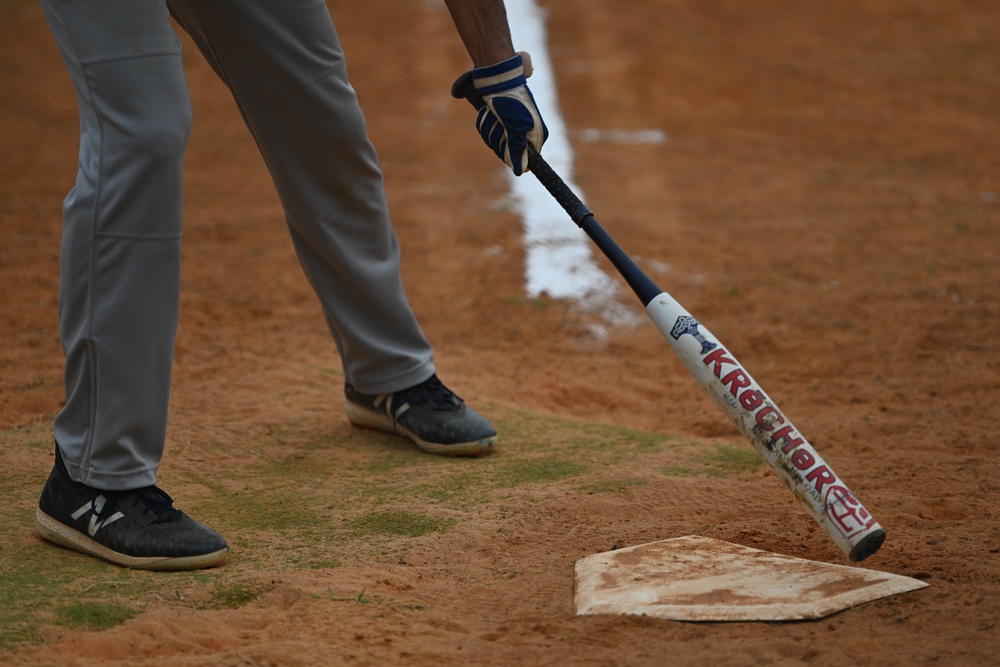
[372,394,411,421]
[343,375,497,457]
[70,495,124,537]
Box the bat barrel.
[646,293,886,561]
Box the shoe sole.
[344,401,496,457]
[35,509,229,571]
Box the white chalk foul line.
[575,128,668,145]
[506,0,639,325]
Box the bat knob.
[451,71,486,110]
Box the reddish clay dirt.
[2,1,998,665]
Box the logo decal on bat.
[825,485,877,537]
[698,345,874,533]
[670,315,717,354]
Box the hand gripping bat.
[453,73,886,562]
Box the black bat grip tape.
[527,152,592,227]
[527,151,661,306]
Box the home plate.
[574,535,928,622]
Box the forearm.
[444,0,516,67]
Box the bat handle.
[526,151,594,226]
[451,71,593,226]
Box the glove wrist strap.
[473,51,533,96]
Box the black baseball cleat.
[344,374,497,456]
[36,448,229,570]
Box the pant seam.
[78,50,181,66]
[46,4,104,467]
[228,61,345,90]
[93,232,183,241]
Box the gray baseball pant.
[40,0,436,490]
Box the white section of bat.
[645,293,884,561]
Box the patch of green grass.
[149,465,348,571]
[263,418,332,450]
[416,470,489,506]
[704,444,763,476]
[208,582,264,609]
[0,544,197,646]
[54,602,138,631]
[2,419,54,454]
[0,405,706,652]
[0,562,72,648]
[189,473,323,534]
[661,444,763,478]
[661,464,696,477]
[346,510,456,538]
[352,450,424,474]
[493,457,587,488]
[0,547,214,650]
[557,421,677,464]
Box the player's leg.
[36,0,227,568]
[168,0,432,392]
[168,0,496,455]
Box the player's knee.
[132,101,192,163]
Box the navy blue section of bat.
[452,72,663,307]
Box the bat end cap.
[848,528,887,562]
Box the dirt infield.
[2,0,998,665]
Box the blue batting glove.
[473,52,548,176]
